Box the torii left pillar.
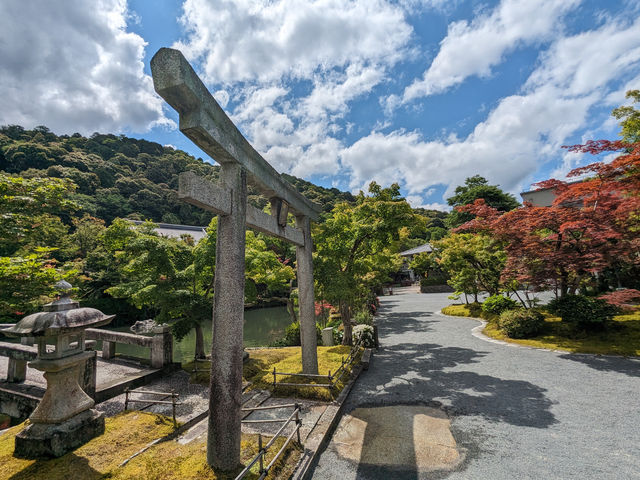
[208,163,247,470]
[296,214,318,374]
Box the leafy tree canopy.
[446,175,519,228]
[314,182,414,343]
[612,89,640,144]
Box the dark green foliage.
[446,175,519,228]
[482,295,518,316]
[420,275,449,287]
[0,126,356,226]
[547,295,619,330]
[273,321,323,346]
[498,309,545,338]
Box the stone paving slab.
[330,405,462,473]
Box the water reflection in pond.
[109,306,292,364]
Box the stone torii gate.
[150,48,321,471]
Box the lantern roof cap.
[3,282,115,337]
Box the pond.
[107,306,292,364]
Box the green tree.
[105,220,295,358]
[446,175,519,228]
[434,233,506,302]
[105,220,211,358]
[0,174,78,318]
[0,249,71,320]
[612,90,640,144]
[314,182,414,344]
[0,174,78,256]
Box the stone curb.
[438,310,640,359]
[291,349,371,480]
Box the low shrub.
[353,310,373,325]
[326,316,342,329]
[498,309,545,339]
[272,321,323,346]
[482,295,518,316]
[547,295,619,331]
[353,324,375,347]
[420,275,449,287]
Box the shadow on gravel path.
[558,353,640,377]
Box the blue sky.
[2,0,640,210]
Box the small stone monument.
[3,281,115,458]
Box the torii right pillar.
[296,214,318,374]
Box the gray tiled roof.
[399,243,433,257]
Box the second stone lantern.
[3,281,115,458]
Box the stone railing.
[85,326,173,369]
[0,341,37,382]
[0,338,98,399]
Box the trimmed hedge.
[482,295,518,316]
[498,309,545,339]
[547,295,618,331]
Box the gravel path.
[312,291,640,479]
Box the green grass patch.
[441,303,497,322]
[184,346,361,402]
[442,303,640,356]
[0,412,300,480]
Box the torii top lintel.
[150,48,321,221]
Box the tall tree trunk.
[287,298,298,324]
[341,302,353,346]
[194,323,206,359]
[286,279,297,323]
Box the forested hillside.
[0,125,357,225]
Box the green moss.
[441,303,496,322]
[0,413,300,480]
[0,411,175,480]
[442,303,640,357]
[113,433,300,480]
[184,346,361,402]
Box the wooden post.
[296,215,318,374]
[207,163,247,471]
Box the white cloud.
[342,16,640,201]
[406,195,451,211]
[401,0,581,102]
[174,0,416,178]
[0,0,170,134]
[175,0,411,85]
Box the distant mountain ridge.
[0,125,357,225]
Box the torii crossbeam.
[150,48,321,471]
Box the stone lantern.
[3,281,115,458]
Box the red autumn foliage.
[456,141,640,296]
[598,289,640,311]
[314,300,333,316]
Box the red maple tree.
[457,141,640,297]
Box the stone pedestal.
[29,352,95,424]
[14,409,104,458]
[322,327,334,346]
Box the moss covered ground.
[442,303,640,356]
[184,345,361,402]
[0,412,300,480]
[0,411,174,480]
